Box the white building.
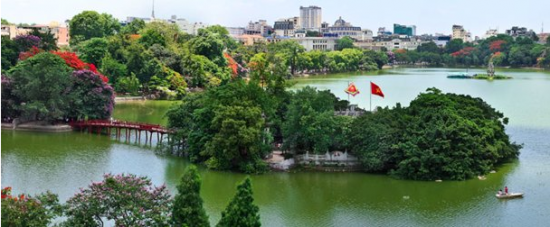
[355,37,427,51]
[484,28,499,39]
[294,37,338,51]
[300,6,322,31]
[452,25,471,41]
[168,16,207,35]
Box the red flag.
[371,82,384,98]
[345,82,360,97]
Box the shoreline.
[2,121,72,132]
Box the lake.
[2,68,550,226]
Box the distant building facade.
[393,24,416,36]
[322,17,365,40]
[245,20,272,36]
[299,6,322,31]
[483,28,499,39]
[168,16,207,35]
[274,17,298,37]
[2,22,69,46]
[505,26,536,39]
[294,37,338,51]
[356,37,427,51]
[452,25,471,41]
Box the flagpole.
[347,81,350,103]
[370,81,372,112]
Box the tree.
[216,178,261,227]
[79,37,109,67]
[14,34,41,52]
[417,41,440,53]
[28,29,58,51]
[121,18,146,35]
[349,88,521,180]
[1,18,10,25]
[8,52,73,122]
[100,54,128,83]
[67,70,115,120]
[446,39,464,54]
[139,28,166,48]
[166,80,271,173]
[172,165,209,227]
[547,36,550,45]
[1,37,19,71]
[64,173,172,226]
[282,87,345,154]
[69,11,120,45]
[267,40,305,75]
[188,28,227,67]
[1,187,62,227]
[335,36,354,50]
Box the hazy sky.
[2,0,549,37]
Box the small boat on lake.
[447,72,472,79]
[496,193,524,199]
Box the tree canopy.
[349,88,521,180]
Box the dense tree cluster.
[393,35,550,68]
[2,51,114,122]
[2,167,262,227]
[348,88,521,180]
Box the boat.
[495,192,524,199]
[447,72,472,79]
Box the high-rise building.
[452,25,470,41]
[505,26,537,39]
[299,6,322,31]
[393,24,416,36]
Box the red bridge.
[70,119,175,145]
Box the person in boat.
[498,189,503,195]
[505,186,508,195]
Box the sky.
[2,0,549,37]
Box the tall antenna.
[152,0,155,19]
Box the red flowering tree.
[489,40,506,52]
[1,187,62,227]
[51,51,109,82]
[18,46,42,61]
[450,47,475,57]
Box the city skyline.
[2,0,549,37]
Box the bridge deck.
[69,120,173,134]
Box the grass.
[473,74,512,80]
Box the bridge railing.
[69,119,173,133]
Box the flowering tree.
[489,40,507,52]
[14,35,41,52]
[67,70,115,120]
[1,187,62,227]
[64,173,172,227]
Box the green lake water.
[2,68,550,226]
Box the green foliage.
[335,36,355,50]
[121,19,146,35]
[67,70,115,120]
[1,189,62,227]
[282,86,351,154]
[349,88,521,180]
[446,39,465,54]
[100,54,128,83]
[1,18,10,25]
[28,29,58,51]
[115,73,140,95]
[172,165,210,227]
[69,11,120,45]
[1,36,19,71]
[166,80,271,173]
[64,173,172,226]
[305,31,321,37]
[216,178,261,227]
[78,37,108,66]
[7,52,73,122]
[189,28,227,67]
[417,41,440,53]
[140,28,166,48]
